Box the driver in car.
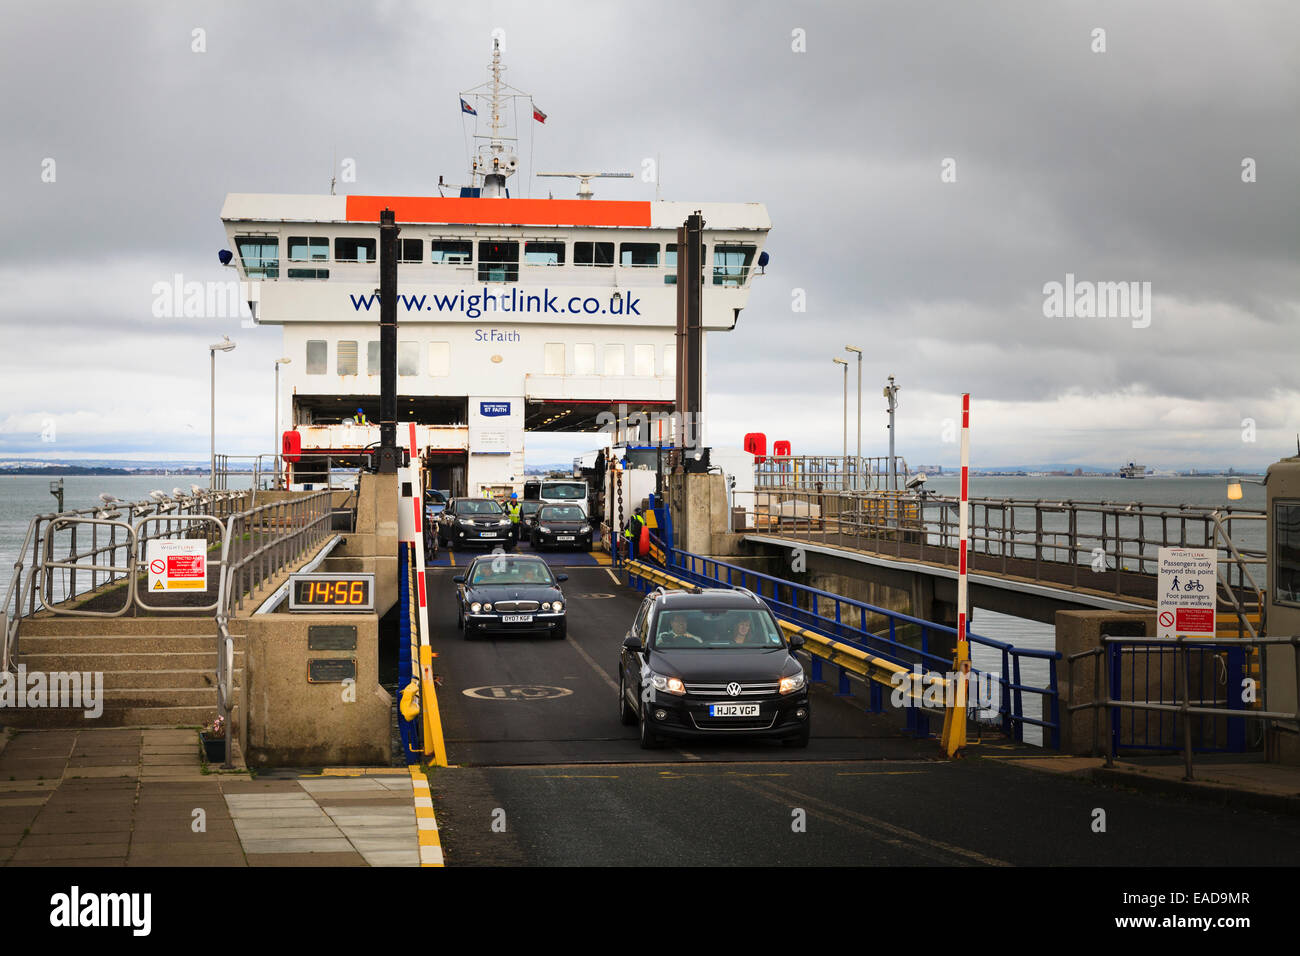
[664,612,703,646]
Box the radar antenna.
[535,171,634,200]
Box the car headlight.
[497,518,509,526]
[483,603,493,612]
[552,601,563,614]
[579,524,591,533]
[539,526,551,533]
[541,601,551,610]
[779,672,806,695]
[650,671,685,696]
[470,602,482,613]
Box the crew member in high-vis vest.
[623,508,646,559]
[508,492,521,544]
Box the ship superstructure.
[219,39,770,496]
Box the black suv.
[618,587,811,749]
[438,497,514,549]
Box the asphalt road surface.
[424,551,1300,867]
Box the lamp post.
[274,357,291,489]
[209,336,236,489]
[845,345,862,489]
[833,358,848,489]
[883,374,899,492]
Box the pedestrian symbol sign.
[1156,547,1216,639]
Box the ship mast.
[467,37,522,198]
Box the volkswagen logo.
[726,682,742,697]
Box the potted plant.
[199,715,226,763]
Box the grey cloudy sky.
[1,0,1296,469]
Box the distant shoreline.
[0,468,224,477]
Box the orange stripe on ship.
[345,196,652,228]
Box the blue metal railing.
[1107,638,1248,755]
[632,532,1061,748]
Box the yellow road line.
[592,549,612,566]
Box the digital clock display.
[288,574,374,612]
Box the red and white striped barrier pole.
[942,393,971,757]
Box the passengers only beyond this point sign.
[1155,547,1217,638]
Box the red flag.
[532,105,547,124]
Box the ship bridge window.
[288,237,328,262]
[335,237,376,263]
[431,240,472,264]
[713,244,756,286]
[604,344,625,376]
[236,237,278,280]
[575,242,614,267]
[544,343,565,375]
[478,241,519,282]
[306,340,327,375]
[524,241,565,266]
[367,341,380,376]
[429,342,450,377]
[399,239,423,263]
[620,243,659,267]
[337,341,359,376]
[663,243,706,285]
[574,344,596,376]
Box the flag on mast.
[532,104,547,124]
[460,97,477,116]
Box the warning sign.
[1156,547,1217,639]
[145,539,208,592]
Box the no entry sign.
[146,539,208,591]
[1155,547,1217,638]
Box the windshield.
[520,501,543,515]
[539,505,585,521]
[469,558,555,586]
[424,490,447,504]
[541,482,586,500]
[651,609,785,650]
[458,500,504,515]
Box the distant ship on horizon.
[1119,462,1147,479]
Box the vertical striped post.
[408,424,448,767]
[941,394,971,757]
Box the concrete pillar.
[341,472,399,616]
[1055,610,1153,755]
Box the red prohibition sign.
[1158,611,1175,628]
[149,559,166,575]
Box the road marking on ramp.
[563,633,620,693]
[734,778,1011,867]
[462,684,574,701]
[605,568,620,585]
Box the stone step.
[19,634,238,654]
[17,651,243,671]
[0,704,233,730]
[95,669,244,690]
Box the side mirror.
[452,575,465,584]
[556,573,569,582]
[622,634,642,651]
[788,633,806,651]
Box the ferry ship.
[219,39,771,498]
[1119,462,1147,479]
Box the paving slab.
[246,851,366,866]
[240,837,355,854]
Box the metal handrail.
[212,489,336,768]
[2,516,43,672]
[731,489,1267,602]
[1072,635,1300,780]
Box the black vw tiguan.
[618,587,811,749]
